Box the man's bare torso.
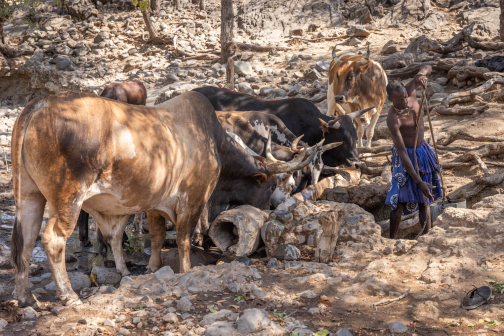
[387,94,424,149]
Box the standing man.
[385,65,442,239]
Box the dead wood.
[432,104,489,117]
[357,145,392,154]
[226,58,235,90]
[438,129,504,146]
[372,287,411,308]
[380,53,416,70]
[385,61,436,78]
[288,35,347,42]
[232,42,291,52]
[457,143,504,162]
[433,58,470,72]
[356,162,383,176]
[471,154,490,176]
[447,66,489,82]
[442,77,504,106]
[315,210,342,263]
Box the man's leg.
[418,203,431,235]
[389,202,405,239]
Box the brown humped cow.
[327,46,388,149]
[11,91,311,306]
[100,79,147,105]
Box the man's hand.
[418,181,435,201]
[417,74,428,89]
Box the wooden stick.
[424,92,446,197]
[372,287,411,308]
[413,91,428,239]
[471,154,489,176]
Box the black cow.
[193,86,373,168]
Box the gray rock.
[205,321,237,336]
[347,25,370,37]
[267,88,287,99]
[155,266,175,282]
[0,318,8,330]
[272,244,300,261]
[299,290,317,298]
[259,87,274,97]
[120,276,134,285]
[98,286,115,294]
[419,13,447,31]
[308,307,320,315]
[241,52,254,61]
[425,82,445,98]
[103,319,115,327]
[429,92,448,105]
[434,77,448,86]
[389,321,408,334]
[263,75,274,82]
[118,328,131,335]
[382,40,398,55]
[266,258,278,268]
[315,61,331,72]
[91,267,122,285]
[335,328,353,336]
[117,315,127,322]
[348,37,360,46]
[177,297,192,312]
[51,306,66,316]
[287,84,302,96]
[237,82,254,95]
[236,308,266,334]
[55,56,72,71]
[46,272,90,291]
[234,61,253,76]
[227,282,240,293]
[22,307,39,320]
[250,283,268,299]
[200,309,232,327]
[163,312,179,324]
[94,32,110,43]
[299,54,312,60]
[166,73,179,83]
[133,317,140,324]
[305,69,322,81]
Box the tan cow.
[327,46,388,148]
[11,91,312,306]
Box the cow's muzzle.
[334,95,347,102]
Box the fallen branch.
[288,35,347,42]
[356,162,383,176]
[442,77,504,106]
[231,42,291,52]
[433,58,470,72]
[357,145,392,154]
[386,61,437,78]
[458,143,504,162]
[432,104,489,117]
[372,287,411,308]
[470,154,489,176]
[438,129,504,146]
[447,66,489,82]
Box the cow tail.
[11,96,47,273]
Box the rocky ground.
[0,0,504,334]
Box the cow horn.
[291,134,304,151]
[264,145,317,175]
[347,106,375,121]
[356,43,371,66]
[265,132,279,162]
[332,45,341,64]
[320,141,343,153]
[327,119,341,129]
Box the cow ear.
[252,173,268,183]
[318,118,329,134]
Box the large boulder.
[458,7,499,37]
[66,0,98,21]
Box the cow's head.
[208,141,317,222]
[330,45,371,103]
[318,107,375,167]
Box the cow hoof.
[15,296,36,308]
[145,265,159,274]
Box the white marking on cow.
[112,121,136,160]
[270,125,288,146]
[251,120,269,138]
[271,173,295,208]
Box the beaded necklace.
[393,105,410,116]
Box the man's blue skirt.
[385,141,443,215]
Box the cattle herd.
[10,51,385,306]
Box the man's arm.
[387,114,434,200]
[404,65,432,97]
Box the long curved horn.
[291,134,304,151]
[320,141,342,153]
[332,45,341,64]
[264,145,318,175]
[347,106,375,121]
[265,132,278,162]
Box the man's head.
[386,80,408,110]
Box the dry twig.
[372,287,411,308]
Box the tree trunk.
[501,0,504,41]
[226,57,235,90]
[199,0,204,10]
[220,0,234,64]
[173,0,180,9]
[151,0,160,16]
[0,18,4,45]
[141,8,159,41]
